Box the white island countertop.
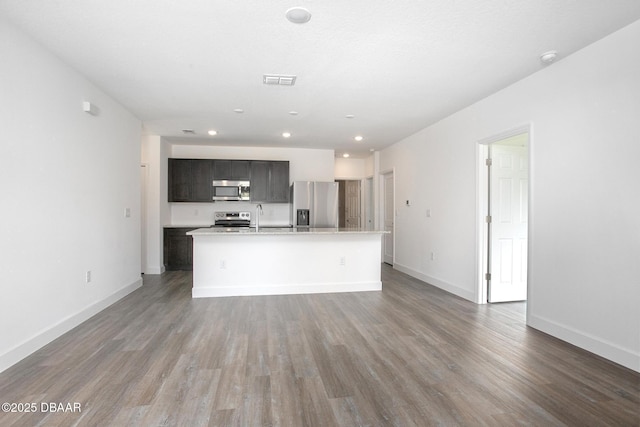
[188,227,388,298]
[187,227,387,236]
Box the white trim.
[145,265,166,275]
[363,176,374,230]
[475,143,489,304]
[379,168,395,265]
[393,263,476,302]
[140,163,149,274]
[529,314,640,373]
[477,124,532,146]
[0,277,143,374]
[193,281,382,298]
[476,124,532,304]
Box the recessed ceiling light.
[289,111,299,116]
[540,50,558,65]
[233,108,244,113]
[343,153,350,158]
[354,135,364,142]
[285,7,312,24]
[282,132,291,138]
[208,130,217,136]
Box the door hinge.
[485,158,492,166]
[485,273,491,281]
[486,215,492,223]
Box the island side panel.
[191,233,383,297]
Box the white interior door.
[383,173,394,265]
[488,143,528,302]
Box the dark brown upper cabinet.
[168,159,214,202]
[213,160,251,180]
[169,158,289,203]
[250,160,290,203]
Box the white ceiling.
[2,1,640,158]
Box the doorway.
[479,129,529,303]
[337,180,362,228]
[381,171,394,265]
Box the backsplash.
[169,202,291,227]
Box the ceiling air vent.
[263,74,297,86]
[182,129,196,134]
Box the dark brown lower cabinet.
[163,228,195,271]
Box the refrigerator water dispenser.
[297,209,310,227]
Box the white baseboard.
[392,263,476,302]
[528,314,640,373]
[0,277,143,374]
[145,264,166,275]
[193,281,382,298]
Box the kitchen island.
[187,227,388,298]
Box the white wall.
[0,20,143,372]
[335,157,365,179]
[141,135,170,274]
[334,155,376,180]
[379,21,640,371]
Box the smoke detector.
[263,74,297,86]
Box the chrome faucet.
[255,203,263,231]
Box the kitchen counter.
[188,227,388,298]
[186,227,383,235]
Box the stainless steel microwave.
[212,180,250,201]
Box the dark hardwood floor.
[1,265,638,426]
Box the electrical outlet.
[124,207,131,218]
[430,252,435,261]
[426,209,431,218]
[86,270,92,283]
[220,259,227,269]
[339,256,346,266]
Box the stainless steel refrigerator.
[291,181,339,228]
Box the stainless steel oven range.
[213,211,251,228]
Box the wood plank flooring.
[1,265,638,426]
